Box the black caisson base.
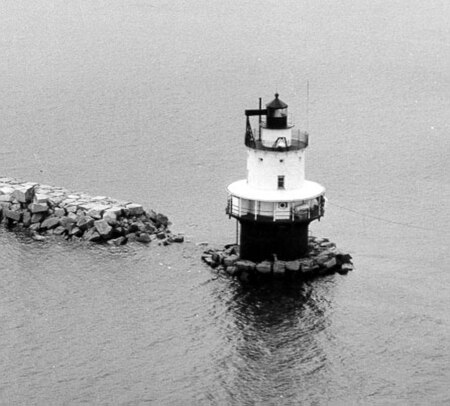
[239,220,309,262]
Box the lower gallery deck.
[227,179,325,221]
[226,195,325,222]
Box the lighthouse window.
[277,176,285,189]
[279,159,284,163]
[259,158,263,162]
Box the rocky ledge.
[0,177,184,246]
[202,236,353,282]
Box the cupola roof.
[266,93,288,109]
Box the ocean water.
[1,0,450,404]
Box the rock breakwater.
[202,236,353,282]
[0,177,184,246]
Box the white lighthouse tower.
[226,93,326,262]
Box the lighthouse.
[226,93,326,262]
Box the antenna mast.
[306,80,310,132]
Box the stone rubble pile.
[202,236,353,281]
[0,177,184,246]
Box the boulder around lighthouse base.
[202,236,353,282]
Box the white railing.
[226,196,324,222]
[245,127,309,151]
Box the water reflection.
[210,277,335,404]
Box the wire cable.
[327,200,435,232]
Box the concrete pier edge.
[0,177,184,246]
[202,236,354,282]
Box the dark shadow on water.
[224,276,332,331]
[207,274,337,404]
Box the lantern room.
[266,93,290,129]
